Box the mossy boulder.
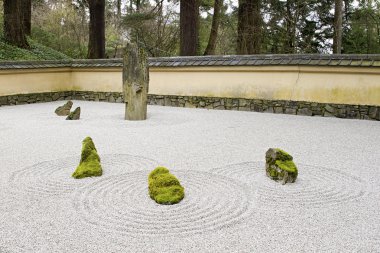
[265,148,298,184]
[72,137,102,179]
[55,101,73,116]
[148,167,184,205]
[66,107,81,120]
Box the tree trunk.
[237,0,261,55]
[136,0,141,12]
[204,0,223,55]
[87,0,106,59]
[3,0,29,48]
[117,0,121,20]
[285,0,295,54]
[22,0,32,36]
[180,0,199,56]
[333,0,343,54]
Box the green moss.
[0,37,71,61]
[274,148,293,161]
[269,168,279,179]
[275,160,298,174]
[72,137,102,179]
[148,167,184,205]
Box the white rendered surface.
[0,101,379,252]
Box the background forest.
[1,0,380,60]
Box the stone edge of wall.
[2,54,380,70]
[0,91,379,121]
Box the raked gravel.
[0,101,379,253]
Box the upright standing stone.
[66,107,81,120]
[123,43,149,120]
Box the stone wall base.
[0,91,379,121]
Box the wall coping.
[1,54,380,70]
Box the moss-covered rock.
[66,107,81,120]
[148,167,184,205]
[55,101,73,116]
[265,148,298,184]
[72,137,102,179]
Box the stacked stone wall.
[0,91,379,121]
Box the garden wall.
[0,55,379,120]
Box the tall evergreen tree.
[237,0,262,54]
[87,0,106,59]
[180,0,199,56]
[333,0,343,53]
[204,0,223,55]
[343,0,380,53]
[3,0,29,48]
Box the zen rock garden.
[53,47,300,211]
[2,1,379,250]
[65,47,299,206]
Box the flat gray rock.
[55,100,73,116]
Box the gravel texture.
[0,101,379,253]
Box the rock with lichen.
[72,137,102,179]
[66,107,81,120]
[265,148,298,184]
[148,167,184,205]
[55,101,73,116]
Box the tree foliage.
[1,0,380,59]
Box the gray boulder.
[55,101,73,116]
[66,107,81,120]
[265,148,298,184]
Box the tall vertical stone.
[123,43,149,120]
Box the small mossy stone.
[265,148,298,184]
[148,167,184,205]
[66,107,81,120]
[55,100,73,116]
[72,137,102,179]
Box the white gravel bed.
[0,101,379,252]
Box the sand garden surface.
[0,101,379,252]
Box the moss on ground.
[72,137,102,179]
[148,167,184,205]
[0,37,71,61]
